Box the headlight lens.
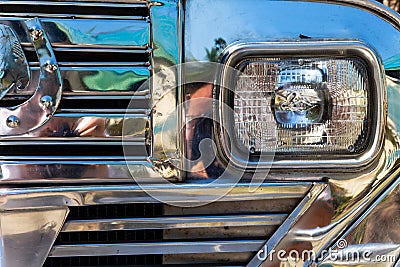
[234,58,369,154]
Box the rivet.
[44,63,58,73]
[40,95,53,109]
[249,146,256,154]
[6,115,19,128]
[16,80,25,90]
[30,29,43,41]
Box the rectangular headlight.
[235,57,368,154]
[217,41,385,169]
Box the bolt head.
[6,115,19,128]
[30,29,43,41]
[40,95,53,109]
[44,63,58,73]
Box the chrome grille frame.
[0,0,183,183]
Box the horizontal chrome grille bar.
[49,240,265,257]
[0,19,150,49]
[0,13,147,20]
[0,2,149,20]
[15,114,148,138]
[62,214,287,232]
[42,66,149,93]
[24,47,150,53]
[0,1,148,8]
[0,183,312,208]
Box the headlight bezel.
[215,40,386,171]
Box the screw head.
[44,63,58,73]
[6,115,19,128]
[30,29,43,41]
[40,95,53,109]
[16,80,25,90]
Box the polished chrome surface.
[217,41,385,170]
[182,0,400,266]
[0,208,68,267]
[147,0,183,179]
[0,18,62,136]
[62,214,286,232]
[316,174,400,266]
[248,183,328,266]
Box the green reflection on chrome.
[81,69,149,91]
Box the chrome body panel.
[182,0,400,265]
[0,208,68,267]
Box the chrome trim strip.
[0,182,312,209]
[24,47,150,54]
[0,13,147,20]
[0,114,149,139]
[149,0,182,179]
[0,141,139,146]
[62,214,287,232]
[0,1,148,8]
[29,62,150,67]
[61,95,151,99]
[49,240,265,257]
[247,183,328,267]
[0,156,145,161]
[53,113,146,118]
[57,109,150,114]
[0,162,146,183]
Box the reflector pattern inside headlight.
[234,58,369,154]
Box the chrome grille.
[0,0,153,183]
[42,183,308,266]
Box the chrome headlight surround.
[215,40,386,171]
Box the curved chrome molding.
[311,0,400,31]
[314,174,400,266]
[247,183,328,266]
[0,18,62,136]
[216,40,386,171]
